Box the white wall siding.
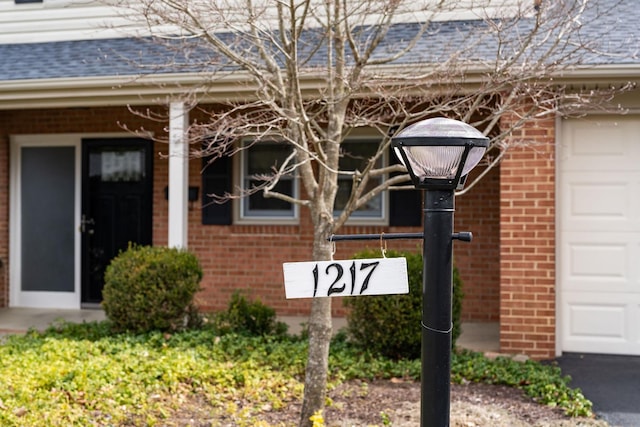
[0,0,138,44]
[0,0,527,45]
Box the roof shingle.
[0,0,637,83]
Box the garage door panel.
[562,292,640,355]
[568,242,627,282]
[561,232,639,293]
[571,183,628,218]
[567,301,625,339]
[560,117,640,172]
[560,116,640,355]
[560,173,640,232]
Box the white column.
[168,101,189,248]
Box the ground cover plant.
[0,321,594,426]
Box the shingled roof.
[0,0,637,83]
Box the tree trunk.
[299,236,333,427]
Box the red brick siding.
[0,106,500,323]
[456,167,501,321]
[499,114,556,359]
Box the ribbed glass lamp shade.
[393,118,488,183]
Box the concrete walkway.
[0,307,106,335]
[279,316,500,352]
[0,308,500,352]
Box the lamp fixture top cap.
[396,117,487,140]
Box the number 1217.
[312,261,380,297]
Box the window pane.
[247,144,290,174]
[336,140,384,218]
[334,178,383,216]
[246,179,293,214]
[341,141,382,170]
[243,142,296,218]
[89,148,145,182]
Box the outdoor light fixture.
[330,118,488,426]
[392,117,489,190]
[392,117,488,427]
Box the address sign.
[283,257,409,299]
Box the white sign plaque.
[283,257,409,299]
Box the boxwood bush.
[212,291,289,336]
[344,249,463,359]
[102,245,203,333]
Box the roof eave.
[551,63,640,85]
[0,72,265,110]
[1,64,639,110]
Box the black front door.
[81,138,153,304]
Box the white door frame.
[9,133,134,309]
[10,134,82,308]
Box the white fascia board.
[0,71,334,109]
[1,63,639,110]
[550,64,640,82]
[0,72,246,109]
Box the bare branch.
[109,1,635,423]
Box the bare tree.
[109,0,631,425]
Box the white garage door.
[559,116,640,355]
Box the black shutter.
[388,148,422,226]
[201,155,233,225]
[389,189,422,226]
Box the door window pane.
[89,148,145,182]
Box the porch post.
[168,101,189,248]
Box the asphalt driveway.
[556,353,640,427]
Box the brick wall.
[499,113,556,359]
[0,106,501,323]
[455,167,500,321]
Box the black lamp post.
[392,117,488,427]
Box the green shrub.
[213,291,288,336]
[102,245,203,333]
[344,249,463,359]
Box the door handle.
[80,214,95,234]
